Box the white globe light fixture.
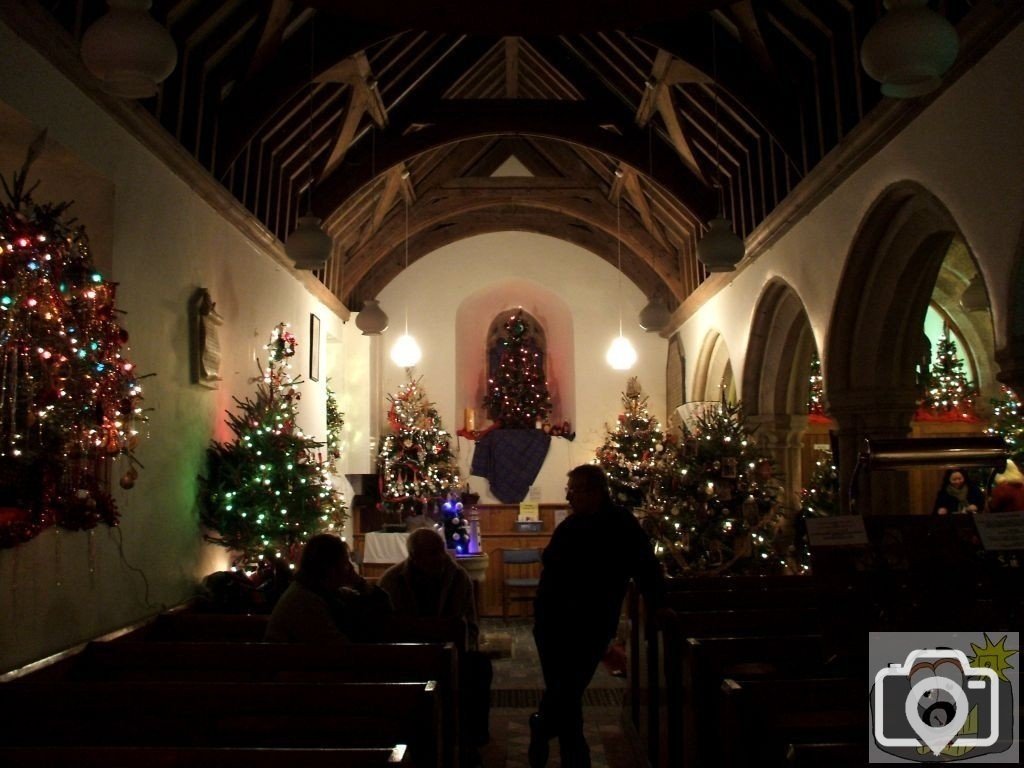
[81,0,177,99]
[861,0,959,98]
[286,214,332,270]
[606,334,638,370]
[355,299,389,335]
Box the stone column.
[826,387,918,515]
[995,337,1024,402]
[745,413,810,511]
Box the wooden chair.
[499,548,541,620]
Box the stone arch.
[741,279,818,504]
[692,330,734,403]
[826,181,963,513]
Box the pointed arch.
[692,330,734,403]
[825,181,965,512]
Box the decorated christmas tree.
[644,400,786,575]
[439,492,469,553]
[483,309,552,428]
[379,375,460,520]
[919,328,978,419]
[0,137,147,548]
[986,385,1023,463]
[200,323,346,566]
[325,379,344,471]
[596,377,672,509]
[807,352,829,423]
[794,449,840,572]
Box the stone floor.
[478,618,643,768]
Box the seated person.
[380,528,480,648]
[379,528,493,755]
[932,468,984,515]
[265,533,389,642]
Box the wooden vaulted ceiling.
[33,0,988,312]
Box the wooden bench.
[718,676,864,768]
[785,742,868,767]
[0,681,441,768]
[674,634,829,768]
[0,745,411,767]
[47,641,459,768]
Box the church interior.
[1,1,1022,765]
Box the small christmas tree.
[325,379,344,471]
[483,309,552,428]
[794,449,840,572]
[439,492,469,553]
[987,385,1023,463]
[807,352,829,423]
[378,375,460,520]
[200,324,346,566]
[0,137,147,548]
[645,400,786,575]
[596,377,672,509]
[919,328,978,419]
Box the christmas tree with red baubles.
[0,136,147,548]
[596,377,673,510]
[200,323,346,566]
[484,309,552,428]
[379,375,460,520]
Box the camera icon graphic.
[873,648,1000,756]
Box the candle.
[464,408,475,432]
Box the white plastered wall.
[374,231,668,504]
[0,20,352,672]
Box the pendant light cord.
[616,194,623,336]
[305,16,316,215]
[404,198,410,335]
[711,21,724,218]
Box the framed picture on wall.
[309,313,320,381]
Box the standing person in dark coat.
[529,464,664,768]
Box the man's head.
[566,464,611,514]
[407,527,451,577]
[296,533,353,589]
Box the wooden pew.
[0,681,441,768]
[675,634,829,768]
[630,578,824,768]
[717,676,864,768]
[55,641,459,768]
[785,742,867,767]
[0,744,411,767]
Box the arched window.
[483,309,553,427]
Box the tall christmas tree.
[986,385,1023,463]
[0,137,147,548]
[379,376,460,519]
[483,309,552,428]
[596,377,672,509]
[919,328,978,419]
[644,400,786,575]
[200,323,346,566]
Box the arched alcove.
[826,181,966,513]
[741,278,818,503]
[692,330,734,403]
[455,279,575,430]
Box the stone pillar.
[995,337,1024,402]
[826,387,918,515]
